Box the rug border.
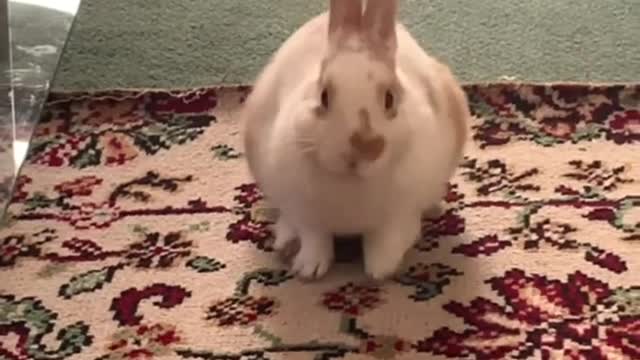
[45,81,640,105]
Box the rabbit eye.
[321,89,329,109]
[385,90,394,110]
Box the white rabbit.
[242,0,469,280]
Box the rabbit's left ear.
[362,0,398,61]
[328,0,363,47]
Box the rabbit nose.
[349,132,386,161]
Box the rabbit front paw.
[364,214,421,280]
[291,230,334,280]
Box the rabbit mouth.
[339,159,378,180]
[307,148,384,180]
[313,154,364,179]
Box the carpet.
[1,83,640,359]
[54,0,640,90]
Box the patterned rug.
[1,84,639,360]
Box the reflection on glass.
[0,0,80,218]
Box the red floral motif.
[585,207,616,222]
[111,284,191,326]
[30,135,91,167]
[359,336,409,359]
[451,212,628,273]
[125,232,192,268]
[233,183,264,208]
[508,218,577,251]
[98,132,139,166]
[0,229,56,267]
[416,269,640,359]
[10,175,32,203]
[54,176,103,197]
[103,323,181,360]
[444,183,464,204]
[0,236,38,267]
[453,234,512,256]
[34,118,65,137]
[461,158,540,197]
[549,85,605,111]
[226,184,273,250]
[43,238,124,263]
[482,87,517,118]
[30,92,215,169]
[540,117,577,139]
[0,323,31,360]
[563,160,633,192]
[583,204,640,242]
[422,210,465,239]
[473,121,528,148]
[607,110,640,144]
[206,296,277,327]
[72,97,145,132]
[226,216,273,251]
[469,84,639,147]
[554,184,581,196]
[585,248,628,274]
[322,283,383,316]
[58,202,122,230]
[416,210,465,252]
[547,85,618,125]
[503,217,626,273]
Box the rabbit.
[242,0,469,280]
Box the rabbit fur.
[242,0,470,280]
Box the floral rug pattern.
[1,84,639,359]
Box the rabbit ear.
[328,0,363,45]
[362,0,398,59]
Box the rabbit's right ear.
[328,0,363,46]
[362,0,398,63]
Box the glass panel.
[0,0,81,217]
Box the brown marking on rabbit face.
[349,132,386,162]
[350,108,385,162]
[358,108,372,131]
